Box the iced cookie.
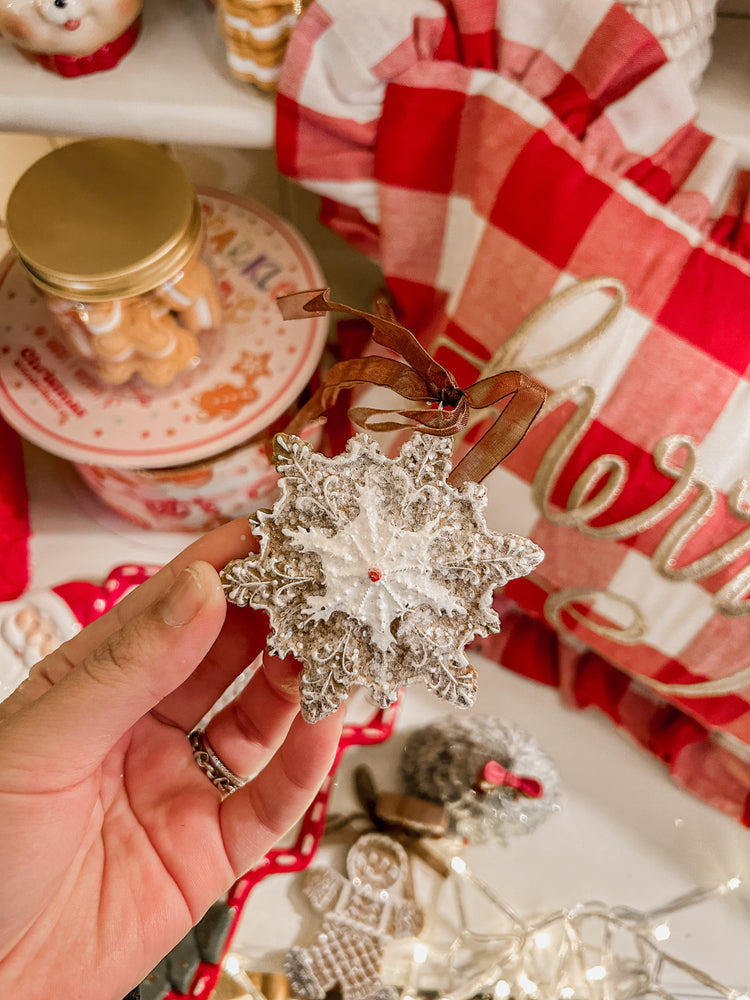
[221,431,544,722]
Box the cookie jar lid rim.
[6,137,203,302]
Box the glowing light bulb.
[413,943,429,965]
[652,923,671,942]
[727,877,742,892]
[494,981,511,999]
[560,988,575,999]
[518,973,538,995]
[451,856,467,875]
[533,930,551,949]
[224,955,241,976]
[586,965,606,982]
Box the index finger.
[4,518,257,713]
[64,516,257,664]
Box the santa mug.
[0,0,142,77]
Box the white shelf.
[696,14,750,163]
[0,2,747,158]
[0,0,275,148]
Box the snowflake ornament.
[221,431,544,723]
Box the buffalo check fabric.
[277,0,750,824]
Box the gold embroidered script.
[429,277,750,695]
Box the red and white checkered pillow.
[278,0,750,823]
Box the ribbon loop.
[278,288,546,486]
[451,371,546,486]
[279,287,448,389]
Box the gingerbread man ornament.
[286,833,424,1000]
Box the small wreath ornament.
[400,715,561,844]
[221,430,543,722]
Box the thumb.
[0,561,227,789]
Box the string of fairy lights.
[222,860,747,1000]
[393,857,747,1000]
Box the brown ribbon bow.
[325,765,453,878]
[278,289,547,487]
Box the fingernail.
[159,565,205,627]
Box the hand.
[0,518,344,1000]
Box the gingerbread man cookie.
[286,833,423,1000]
[44,243,221,387]
[155,243,223,335]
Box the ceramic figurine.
[0,0,143,77]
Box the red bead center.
[368,569,382,582]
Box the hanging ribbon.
[277,289,547,487]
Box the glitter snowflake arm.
[295,614,366,720]
[396,610,480,708]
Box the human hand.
[0,518,345,1000]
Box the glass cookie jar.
[6,137,222,388]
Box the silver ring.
[188,729,245,796]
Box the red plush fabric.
[0,415,29,601]
[277,0,750,823]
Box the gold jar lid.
[6,137,202,302]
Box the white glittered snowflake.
[221,432,544,723]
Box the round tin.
[0,189,328,530]
[74,415,323,533]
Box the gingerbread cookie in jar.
[6,137,222,388]
[0,0,143,77]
